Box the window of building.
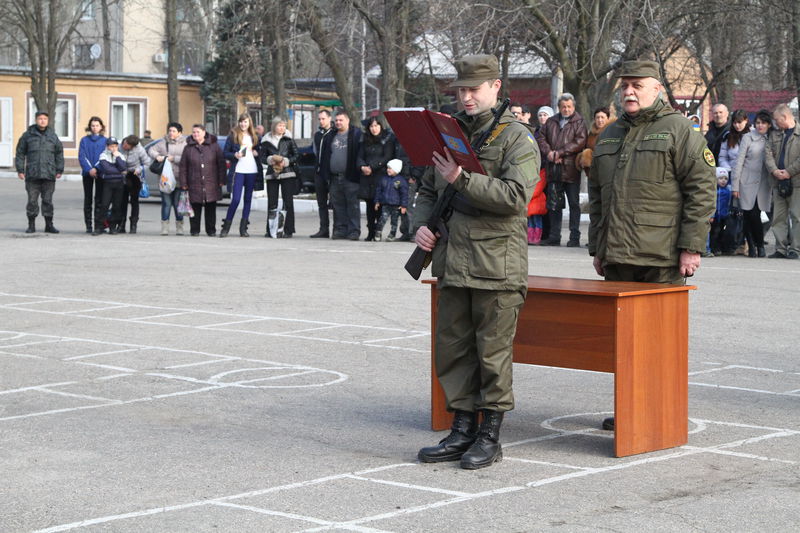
[74,44,94,69]
[80,0,95,20]
[109,98,147,140]
[26,93,77,149]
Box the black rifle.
[404,98,511,280]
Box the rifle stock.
[404,245,432,280]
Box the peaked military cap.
[618,60,661,81]
[449,54,501,87]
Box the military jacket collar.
[619,99,676,128]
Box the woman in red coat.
[178,124,227,236]
[527,168,547,244]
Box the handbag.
[149,157,165,175]
[545,181,566,211]
[777,178,793,198]
[139,178,150,198]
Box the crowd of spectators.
[13,98,800,259]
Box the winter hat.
[387,159,403,175]
[537,106,555,118]
[106,137,119,146]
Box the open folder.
[384,109,485,174]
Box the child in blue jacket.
[373,159,408,242]
[92,137,127,235]
[710,171,734,254]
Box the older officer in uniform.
[588,60,716,430]
[414,55,539,469]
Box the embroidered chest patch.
[703,147,716,167]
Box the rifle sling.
[450,121,512,218]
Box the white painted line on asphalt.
[3,299,61,306]
[362,332,430,344]
[62,348,140,361]
[36,387,120,403]
[197,317,271,328]
[30,421,800,533]
[504,457,593,471]
[692,418,800,434]
[344,474,472,497]
[689,381,800,397]
[229,370,319,385]
[688,367,729,376]
[127,311,194,321]
[209,501,335,526]
[0,402,122,422]
[309,485,527,532]
[0,293,429,352]
[0,339,64,348]
[64,305,129,314]
[164,357,235,369]
[0,349,45,360]
[0,381,78,395]
[682,445,799,465]
[76,362,137,372]
[31,499,212,532]
[268,324,347,335]
[525,448,707,488]
[95,373,133,380]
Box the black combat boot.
[239,218,249,237]
[85,218,93,234]
[219,219,232,238]
[25,216,36,234]
[129,217,138,234]
[460,410,504,470]
[418,410,477,463]
[116,221,126,234]
[44,217,59,234]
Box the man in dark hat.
[587,60,716,430]
[414,54,540,469]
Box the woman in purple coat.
[178,125,227,236]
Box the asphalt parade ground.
[1,178,799,532]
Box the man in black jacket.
[319,109,363,240]
[705,103,730,161]
[310,109,333,238]
[15,111,64,234]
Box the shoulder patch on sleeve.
[703,147,716,167]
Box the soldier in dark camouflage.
[588,60,716,430]
[413,54,540,469]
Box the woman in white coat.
[732,110,773,258]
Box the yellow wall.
[121,0,165,74]
[0,73,203,168]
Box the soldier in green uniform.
[414,55,540,469]
[588,60,716,430]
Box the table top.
[424,275,696,297]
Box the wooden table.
[424,276,696,458]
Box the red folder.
[384,109,485,174]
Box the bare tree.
[0,0,90,117]
[297,0,358,113]
[166,0,180,122]
[351,0,417,109]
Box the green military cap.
[449,54,500,87]
[618,60,661,81]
